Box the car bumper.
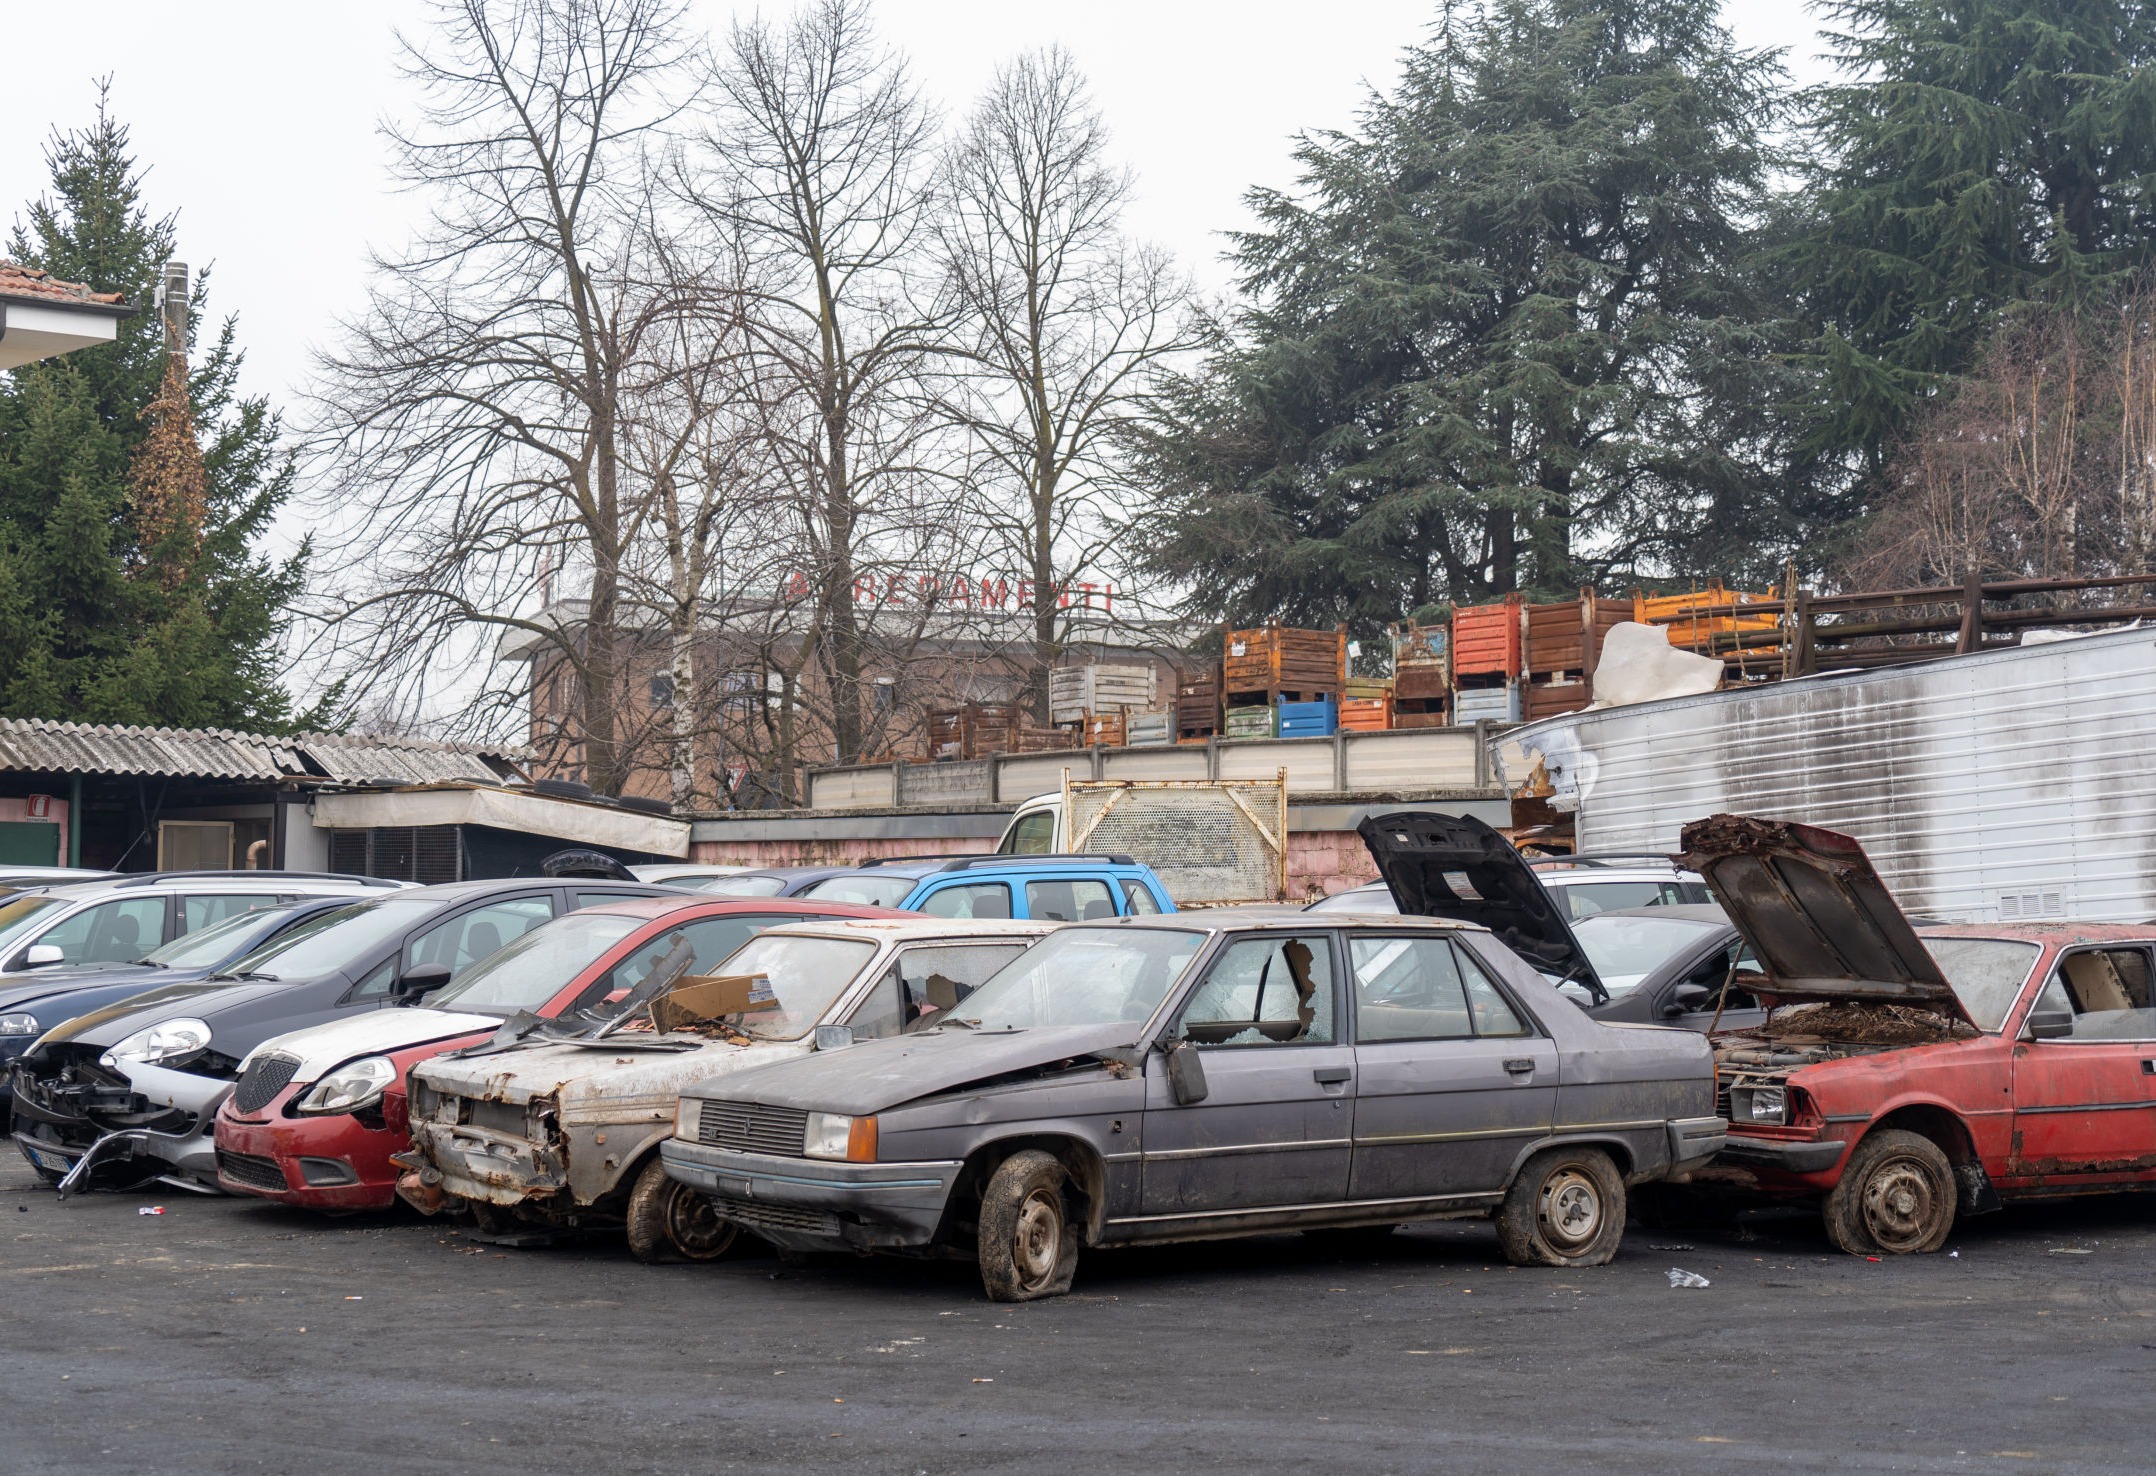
[1715,1132,1848,1176]
[403,1118,568,1212]
[1666,1116,1729,1177]
[214,1104,402,1212]
[12,1060,231,1190]
[660,1137,964,1252]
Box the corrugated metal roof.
[0,718,523,785]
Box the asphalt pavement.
[0,1155,2151,1474]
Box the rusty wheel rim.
[1539,1167,1602,1252]
[1860,1153,1945,1253]
[664,1179,737,1259]
[1011,1186,1064,1292]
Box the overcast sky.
[1,1,1833,412]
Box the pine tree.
[0,91,323,730]
[1132,0,1790,633]
[1791,0,2156,500]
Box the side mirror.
[22,944,63,969]
[390,962,453,1003]
[1665,983,1712,1017]
[2026,1006,2074,1040]
[814,1024,855,1052]
[1161,1038,1209,1106]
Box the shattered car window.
[425,912,648,1013]
[707,934,880,1040]
[956,927,1204,1030]
[1922,935,2044,1032]
[1177,935,1336,1046]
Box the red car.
[213,895,901,1211]
[1684,814,2156,1254]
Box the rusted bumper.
[660,1137,963,1252]
[406,1118,568,1209]
[1716,1131,1849,1177]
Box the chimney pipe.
[159,260,189,359]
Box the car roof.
[1917,921,2156,945]
[21,872,401,902]
[569,895,906,922]
[749,917,1059,941]
[816,856,1146,882]
[1573,903,1731,926]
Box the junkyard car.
[1309,852,1711,921]
[9,877,671,1193]
[1684,813,2156,1255]
[213,895,899,1211]
[662,907,1725,1302]
[401,917,1052,1261]
[1556,905,1766,1033]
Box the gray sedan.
[663,913,1724,1301]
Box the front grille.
[1715,1078,1732,1122]
[233,1052,302,1115]
[715,1197,839,1237]
[696,1101,809,1158]
[217,1148,289,1193]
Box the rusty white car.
[397,918,1052,1261]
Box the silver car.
[663,911,1725,1301]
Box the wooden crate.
[1015,725,1081,753]
[1452,598,1522,679]
[1048,663,1158,726]
[1394,662,1449,702]
[927,703,1020,760]
[1340,695,1393,731]
[1390,619,1448,668]
[1080,711,1126,747]
[1222,622,1347,700]
[1175,667,1221,737]
[1343,675,1392,700]
[1391,709,1451,729]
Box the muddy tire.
[1824,1128,1955,1256]
[1496,1146,1626,1268]
[466,1202,514,1235]
[624,1156,740,1264]
[976,1149,1078,1302]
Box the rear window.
[802,875,918,908]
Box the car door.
[339,894,560,1011]
[1141,931,1354,1214]
[1654,938,1769,1033]
[2006,945,2156,1183]
[1346,933,1557,1200]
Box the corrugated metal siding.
[1497,628,2156,923]
[0,717,518,784]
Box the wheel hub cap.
[1013,1188,1062,1286]
[1863,1158,1940,1250]
[1541,1168,1601,1249]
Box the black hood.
[1357,812,1600,992]
[36,980,292,1048]
[0,964,164,1012]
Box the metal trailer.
[1490,626,2156,924]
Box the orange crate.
[1339,696,1393,731]
[1081,712,1126,747]
[1222,622,1347,698]
[1451,598,1522,678]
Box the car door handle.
[1312,1067,1352,1084]
[1504,1058,1536,1075]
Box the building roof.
[0,262,127,309]
[0,717,523,786]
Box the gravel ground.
[0,1156,2151,1474]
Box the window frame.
[1347,931,1548,1045]
[1168,929,1345,1049]
[2028,943,2156,1043]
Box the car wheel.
[1824,1128,1955,1256]
[625,1156,740,1264]
[976,1149,1078,1302]
[1496,1146,1626,1268]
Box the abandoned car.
[9,878,671,1193]
[213,895,899,1210]
[398,917,1053,1261]
[1683,813,2156,1255]
[661,905,1726,1302]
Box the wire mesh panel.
[1063,774,1287,905]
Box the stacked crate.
[1390,620,1450,728]
[1522,593,1631,722]
[1048,663,1158,727]
[1635,585,1782,675]
[1224,703,1278,739]
[1222,622,1348,705]
[1079,711,1126,747]
[1175,667,1222,741]
[1338,675,1394,731]
[1014,726,1081,753]
[1276,697,1339,738]
[927,703,1020,760]
[1449,597,1522,723]
[1125,709,1174,747]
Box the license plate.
[23,1145,71,1173]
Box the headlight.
[101,1017,210,1067]
[297,1056,397,1115]
[802,1110,877,1162]
[0,1012,37,1036]
[1730,1085,1787,1125]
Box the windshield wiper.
[210,970,280,982]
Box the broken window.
[1175,934,1337,1046]
[2033,947,2156,1041]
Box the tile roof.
[0,261,127,308]
[0,717,525,785]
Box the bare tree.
[936,48,1200,722]
[307,0,697,794]
[682,0,951,766]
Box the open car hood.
[1356,812,1599,991]
[1677,814,1970,1021]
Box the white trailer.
[1492,626,2156,924]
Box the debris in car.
[1758,1001,1976,1045]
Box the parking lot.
[0,1156,2149,1475]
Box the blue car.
[0,897,358,1124]
[787,854,1176,920]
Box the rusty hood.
[690,1021,1144,1118]
[1357,811,1599,992]
[1678,814,1970,1021]
[413,1034,810,1119]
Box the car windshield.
[801,874,918,908]
[691,874,788,897]
[138,906,297,969]
[1925,935,2045,1032]
[954,927,1206,1030]
[426,912,649,1013]
[713,933,881,1040]
[216,898,438,981]
[1551,879,1687,921]
[1571,914,1726,996]
[0,895,65,954]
